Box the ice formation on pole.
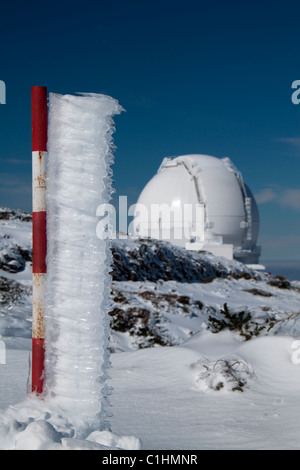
[44,93,123,435]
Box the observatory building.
[133,154,261,265]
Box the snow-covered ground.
[0,208,300,450]
[1,332,300,449]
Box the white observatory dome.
[133,154,261,264]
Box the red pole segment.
[32,87,47,152]
[31,86,47,394]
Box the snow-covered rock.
[1,207,300,352]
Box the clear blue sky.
[0,0,300,262]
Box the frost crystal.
[44,92,123,434]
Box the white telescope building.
[133,154,261,265]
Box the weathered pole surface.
[31,86,47,394]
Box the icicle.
[44,92,123,436]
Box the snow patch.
[0,393,141,450]
[190,356,255,393]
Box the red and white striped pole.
[31,86,47,394]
